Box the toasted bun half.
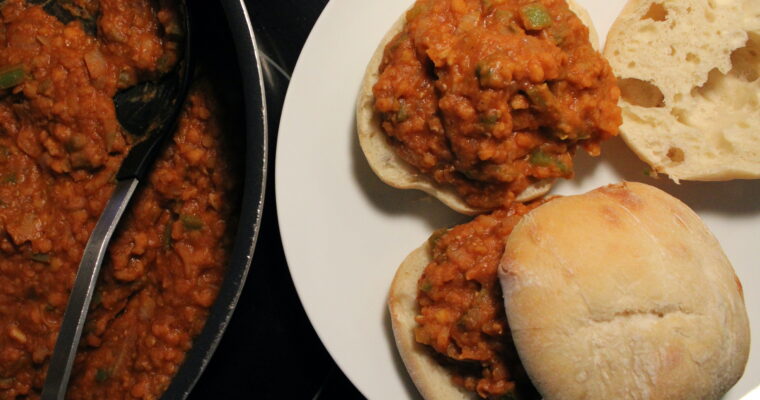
[357,0,598,215]
[604,0,760,181]
[388,240,477,400]
[500,182,750,399]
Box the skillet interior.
[160,0,267,398]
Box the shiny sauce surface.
[374,0,621,209]
[0,1,239,398]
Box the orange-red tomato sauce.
[415,202,544,399]
[374,0,621,209]
[0,1,239,398]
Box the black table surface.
[189,1,366,399]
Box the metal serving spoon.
[40,2,193,399]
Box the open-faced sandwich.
[357,0,622,214]
[389,182,750,399]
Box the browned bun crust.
[500,182,750,399]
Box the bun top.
[604,0,760,181]
[499,182,750,400]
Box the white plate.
[275,0,760,398]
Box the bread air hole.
[642,2,667,21]
[686,53,700,63]
[667,147,685,163]
[730,32,760,82]
[618,78,665,108]
[671,107,689,125]
[692,68,723,99]
[694,36,760,100]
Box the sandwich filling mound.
[373,0,621,210]
[415,202,543,399]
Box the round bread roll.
[604,0,760,181]
[356,0,599,215]
[499,182,750,399]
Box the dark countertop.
[189,1,365,399]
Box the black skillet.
[29,0,266,397]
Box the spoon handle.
[41,178,140,400]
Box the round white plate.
[275,0,760,398]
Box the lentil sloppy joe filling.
[0,0,239,398]
[416,203,544,399]
[373,0,621,210]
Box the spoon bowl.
[40,1,193,398]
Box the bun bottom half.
[388,241,478,400]
[357,0,599,215]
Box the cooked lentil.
[0,0,239,398]
[415,202,543,399]
[374,0,621,209]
